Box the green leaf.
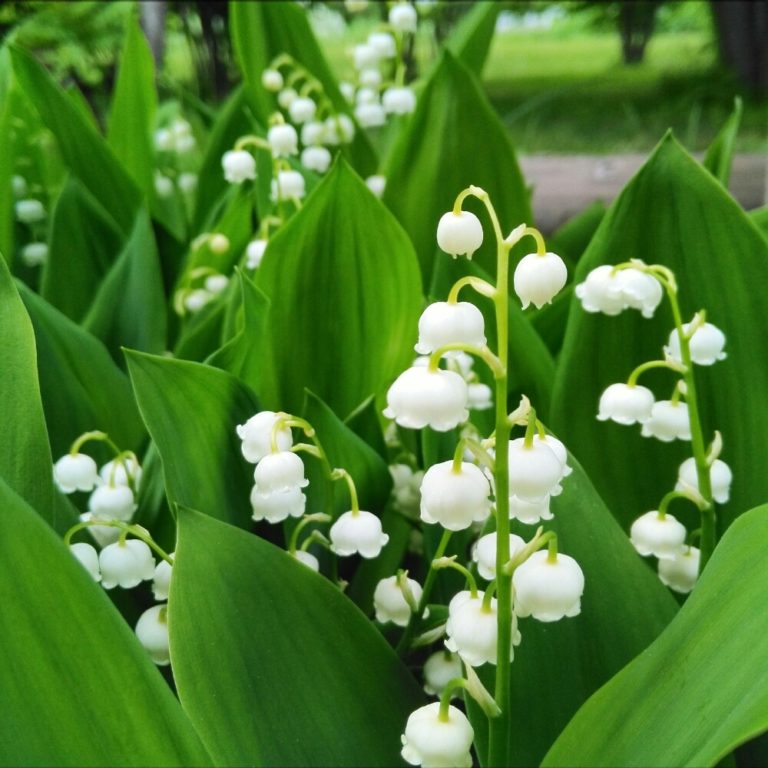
[0,52,16,262]
[83,208,167,364]
[10,45,140,235]
[471,453,678,767]
[748,205,768,240]
[542,505,768,768]
[702,96,742,187]
[383,51,531,283]
[444,2,500,76]
[17,282,144,458]
[107,14,157,193]
[126,351,259,528]
[0,254,73,531]
[550,134,768,532]
[255,158,422,418]
[0,477,211,767]
[40,177,124,322]
[169,508,424,766]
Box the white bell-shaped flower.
[675,457,732,504]
[373,575,423,627]
[301,146,332,174]
[267,123,299,157]
[301,120,327,146]
[665,322,727,366]
[292,550,320,572]
[389,464,423,514]
[12,174,28,197]
[79,512,121,547]
[384,367,469,432]
[154,174,173,198]
[329,510,389,558]
[99,539,155,590]
[365,174,386,198]
[513,252,568,309]
[221,150,256,184]
[277,87,298,109]
[288,97,317,124]
[178,172,197,193]
[270,170,306,201]
[355,86,378,106]
[15,199,46,224]
[422,651,463,697]
[420,461,491,531]
[99,456,142,490]
[205,274,229,295]
[415,301,486,357]
[597,382,655,425]
[152,556,173,601]
[513,550,584,621]
[467,382,493,411]
[324,114,355,145]
[641,400,691,442]
[236,411,293,464]
[359,68,382,88]
[246,239,268,270]
[261,68,283,91]
[253,451,308,493]
[472,532,526,580]
[183,288,213,314]
[250,485,306,524]
[658,546,700,594]
[389,2,418,33]
[629,510,687,559]
[353,43,379,70]
[88,484,137,522]
[135,605,170,666]
[21,242,48,267]
[354,101,386,128]
[69,542,101,582]
[53,453,99,493]
[383,86,416,115]
[616,268,663,318]
[507,437,564,503]
[208,233,230,255]
[340,80,356,102]
[401,702,473,768]
[368,31,397,58]
[574,265,625,315]
[532,434,572,478]
[509,494,553,524]
[436,211,483,259]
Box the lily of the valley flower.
[629,510,688,559]
[658,546,700,593]
[329,510,389,558]
[99,539,155,590]
[665,322,727,366]
[384,367,468,431]
[69,542,102,582]
[436,211,484,259]
[288,97,317,124]
[419,461,491,531]
[53,453,99,494]
[222,150,256,184]
[513,251,567,309]
[383,86,416,115]
[88,484,137,522]
[507,437,564,503]
[267,124,299,157]
[301,146,332,174]
[401,702,474,768]
[250,485,306,524]
[597,382,655,425]
[472,532,526,580]
[415,301,486,356]
[422,651,463,697]
[641,400,691,442]
[675,457,732,504]
[236,411,293,464]
[135,605,170,666]
[513,550,584,622]
[373,575,423,627]
[253,451,308,493]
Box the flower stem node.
[222,150,257,184]
[419,461,492,531]
[436,211,484,259]
[152,555,174,601]
[507,437,565,502]
[267,123,299,157]
[422,651,463,697]
[384,367,469,432]
[69,542,102,582]
[597,382,655,425]
[329,510,389,558]
[236,411,293,464]
[373,575,424,627]
[253,451,308,493]
[676,457,732,504]
[629,510,688,559]
[99,539,155,590]
[473,532,526,580]
[88,484,137,522]
[135,605,170,666]
[415,301,486,357]
[250,486,306,524]
[641,400,692,442]
[53,453,99,493]
[666,322,727,366]
[513,550,585,622]
[658,546,700,593]
[513,251,567,309]
[401,702,473,768]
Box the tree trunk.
[140,1,167,71]
[711,0,768,95]
[618,1,658,65]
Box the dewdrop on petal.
[597,383,655,425]
[267,123,299,157]
[420,461,491,531]
[666,322,727,366]
[261,68,283,91]
[641,400,691,442]
[329,510,389,558]
[384,367,468,432]
[373,575,423,627]
[617,268,663,318]
[246,239,268,270]
[365,175,386,198]
[99,539,155,590]
[629,510,687,559]
[507,437,564,503]
[676,457,732,504]
[253,451,308,493]
[301,146,332,174]
[401,702,474,768]
[437,211,483,259]
[236,411,293,464]
[513,252,567,309]
[222,150,256,184]
[135,605,170,666]
[473,532,526,580]
[69,542,101,582]
[423,651,462,697]
[415,301,486,357]
[271,170,306,202]
[383,86,416,115]
[251,485,306,523]
[389,2,418,33]
[513,550,584,622]
[152,556,173,600]
[53,453,99,493]
[88,484,137,522]
[658,546,700,593]
[575,264,625,315]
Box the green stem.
[427,343,504,379]
[332,468,360,515]
[64,520,174,565]
[627,358,684,386]
[439,678,469,720]
[447,275,497,304]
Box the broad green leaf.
[471,453,678,767]
[40,177,124,322]
[749,205,768,240]
[0,477,211,767]
[17,283,144,458]
[0,254,73,531]
[383,51,531,283]
[543,505,768,768]
[444,2,500,76]
[83,208,167,364]
[169,508,424,766]
[256,158,422,418]
[126,351,258,528]
[229,1,377,176]
[550,135,768,532]
[107,14,156,192]
[10,45,140,235]
[702,96,742,186]
[0,53,16,262]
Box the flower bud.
[154,174,174,198]
[513,550,584,622]
[250,485,306,524]
[472,532,526,580]
[419,461,491,531]
[641,400,691,442]
[88,484,137,522]
[389,2,418,33]
[261,68,284,91]
[301,146,332,174]
[21,242,48,268]
[292,550,320,571]
[629,510,687,559]
[597,382,655,425]
[422,651,462,696]
[675,457,732,504]
[246,239,268,270]
[658,546,700,593]
[574,265,625,315]
[365,174,386,197]
[513,252,567,309]
[99,539,155,589]
[329,510,389,558]
[666,322,727,366]
[69,542,101,582]
[53,453,99,493]
[236,411,293,464]
[373,575,423,626]
[383,86,416,115]
[135,605,170,666]
[152,555,173,600]
[436,211,483,259]
[209,234,230,254]
[415,301,486,357]
[401,702,473,768]
[222,150,256,184]
[267,123,299,157]
[178,172,198,193]
[253,451,308,493]
[368,31,397,58]
[507,437,564,503]
[271,170,306,201]
[183,289,213,313]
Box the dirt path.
[519,154,766,233]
